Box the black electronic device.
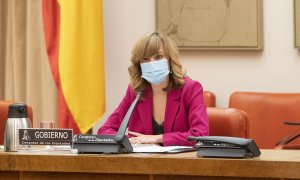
[188,136,261,158]
[73,92,142,154]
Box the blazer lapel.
[137,88,153,134]
[164,88,181,133]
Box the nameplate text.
[19,128,73,146]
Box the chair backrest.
[229,92,300,149]
[0,101,33,145]
[207,107,248,138]
[203,91,216,107]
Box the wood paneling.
[0,150,300,179]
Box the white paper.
[132,144,194,153]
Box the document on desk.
[132,144,195,153]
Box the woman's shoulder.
[123,84,137,100]
[126,83,135,93]
[178,76,204,103]
[182,76,203,90]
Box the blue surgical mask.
[141,59,170,85]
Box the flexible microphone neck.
[115,91,142,143]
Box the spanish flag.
[42,0,105,133]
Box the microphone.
[73,92,142,154]
[115,91,142,143]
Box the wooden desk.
[0,149,300,180]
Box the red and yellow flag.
[42,0,105,133]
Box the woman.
[98,32,208,146]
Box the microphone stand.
[73,92,142,154]
[115,92,142,143]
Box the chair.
[229,92,300,149]
[203,91,247,138]
[207,107,248,138]
[0,101,33,145]
[203,91,216,107]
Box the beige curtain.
[0,0,58,128]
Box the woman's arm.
[163,81,209,146]
[128,131,162,144]
[97,85,133,135]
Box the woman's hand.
[128,131,162,144]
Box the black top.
[152,117,164,135]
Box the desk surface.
[0,149,300,179]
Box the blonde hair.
[128,32,185,93]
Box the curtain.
[0,0,58,128]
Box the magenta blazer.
[98,77,209,146]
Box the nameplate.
[19,128,73,146]
[73,134,116,144]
